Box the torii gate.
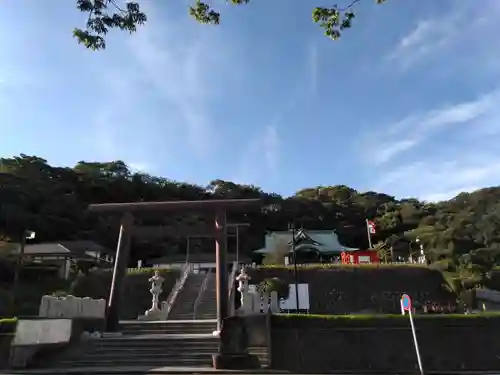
[87,199,260,332]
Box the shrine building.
[253,229,368,264]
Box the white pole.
[236,226,240,265]
[408,307,424,375]
[365,219,373,249]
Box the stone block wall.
[248,266,455,314]
[270,314,500,373]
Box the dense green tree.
[73,0,388,50]
[2,153,500,272]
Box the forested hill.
[1,154,500,266]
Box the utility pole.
[289,222,300,313]
[11,229,35,315]
[236,226,239,265]
[227,223,249,266]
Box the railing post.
[193,270,211,319]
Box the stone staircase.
[167,272,206,320]
[193,271,217,320]
[31,320,219,370]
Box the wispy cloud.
[365,89,500,201]
[91,2,240,164]
[367,0,500,200]
[233,124,281,186]
[308,42,319,95]
[386,17,458,70]
[374,158,500,202]
[128,28,214,156]
[367,89,500,166]
[262,125,279,175]
[386,1,500,71]
[129,162,154,174]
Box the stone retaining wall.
[270,314,500,373]
[248,266,455,314]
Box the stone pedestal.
[212,353,260,370]
[214,315,262,370]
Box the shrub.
[274,312,500,320]
[0,317,17,369]
[257,277,290,300]
[0,317,17,334]
[13,278,72,316]
[272,312,500,329]
[257,263,428,270]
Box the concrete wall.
[8,317,104,369]
[270,315,500,373]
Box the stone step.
[67,352,217,361]
[121,322,215,328]
[165,315,196,320]
[4,366,287,374]
[121,324,214,329]
[82,338,218,348]
[78,335,220,348]
[120,321,216,333]
[54,358,213,367]
[79,346,218,354]
[120,319,216,324]
[121,327,215,334]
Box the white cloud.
[372,139,418,165]
[387,17,457,70]
[386,1,500,71]
[363,88,500,200]
[368,1,500,200]
[129,162,154,173]
[374,158,500,202]
[367,89,500,166]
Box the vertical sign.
[401,294,424,375]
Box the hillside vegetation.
[1,155,500,282]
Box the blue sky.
[1,0,500,201]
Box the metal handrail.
[193,270,211,319]
[162,263,192,318]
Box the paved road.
[3,367,500,375]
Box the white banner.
[281,283,310,310]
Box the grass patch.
[0,317,18,334]
[0,318,17,324]
[276,312,500,320]
[257,263,429,270]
